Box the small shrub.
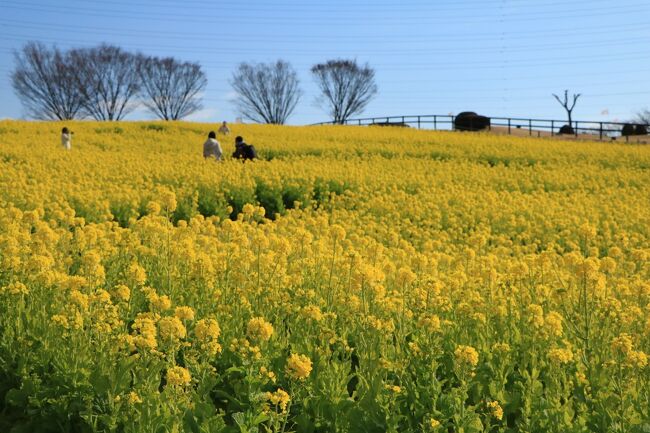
[171,192,198,224]
[225,185,257,220]
[255,180,285,219]
[281,183,309,210]
[197,184,229,219]
[110,201,138,227]
[142,124,167,132]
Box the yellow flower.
[2,282,28,295]
[112,284,131,302]
[286,353,312,380]
[51,314,69,329]
[70,290,89,310]
[127,262,147,286]
[417,314,441,333]
[246,317,274,342]
[158,316,187,341]
[300,305,323,322]
[544,311,563,337]
[166,366,191,387]
[146,201,161,215]
[175,306,195,321]
[195,318,221,341]
[148,292,172,312]
[131,315,158,350]
[487,400,504,421]
[492,342,511,354]
[548,348,573,365]
[160,190,177,212]
[265,389,290,412]
[127,391,142,404]
[454,345,479,369]
[624,351,648,369]
[384,384,402,393]
[194,318,222,355]
[611,333,634,355]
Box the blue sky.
[0,0,649,124]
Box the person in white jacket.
[61,127,72,150]
[203,131,223,161]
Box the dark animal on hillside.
[635,124,648,136]
[621,124,636,137]
[558,124,575,135]
[454,112,490,131]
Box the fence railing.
[311,114,650,141]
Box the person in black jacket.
[232,136,257,161]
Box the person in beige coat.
[203,131,223,161]
[218,121,230,135]
[61,127,73,150]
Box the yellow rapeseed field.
[0,120,649,433]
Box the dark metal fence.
[312,114,650,141]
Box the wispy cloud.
[186,107,221,122]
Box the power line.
[29,0,621,14]
[3,1,649,25]
[1,31,647,56]
[1,17,646,43]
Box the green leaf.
[5,387,28,407]
[183,410,201,433]
[464,415,484,433]
[89,371,110,395]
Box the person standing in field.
[203,131,223,161]
[232,136,257,161]
[218,121,231,135]
[61,127,73,150]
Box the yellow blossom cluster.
[286,353,313,380]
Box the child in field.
[61,127,72,150]
[218,121,230,135]
[232,136,257,161]
[203,131,223,161]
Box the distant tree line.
[12,42,379,124]
[12,42,207,121]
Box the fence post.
[417,116,421,129]
[434,115,437,130]
[402,116,405,125]
[599,122,603,140]
[551,120,554,136]
[575,121,578,137]
[529,119,532,136]
[508,118,511,135]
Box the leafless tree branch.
[553,89,581,126]
[11,42,84,120]
[69,44,141,121]
[311,59,378,124]
[230,60,301,125]
[138,56,207,120]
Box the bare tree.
[553,89,581,127]
[230,60,301,124]
[70,44,140,121]
[11,42,84,120]
[634,109,650,125]
[138,56,207,120]
[311,59,378,124]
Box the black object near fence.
[312,114,650,141]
